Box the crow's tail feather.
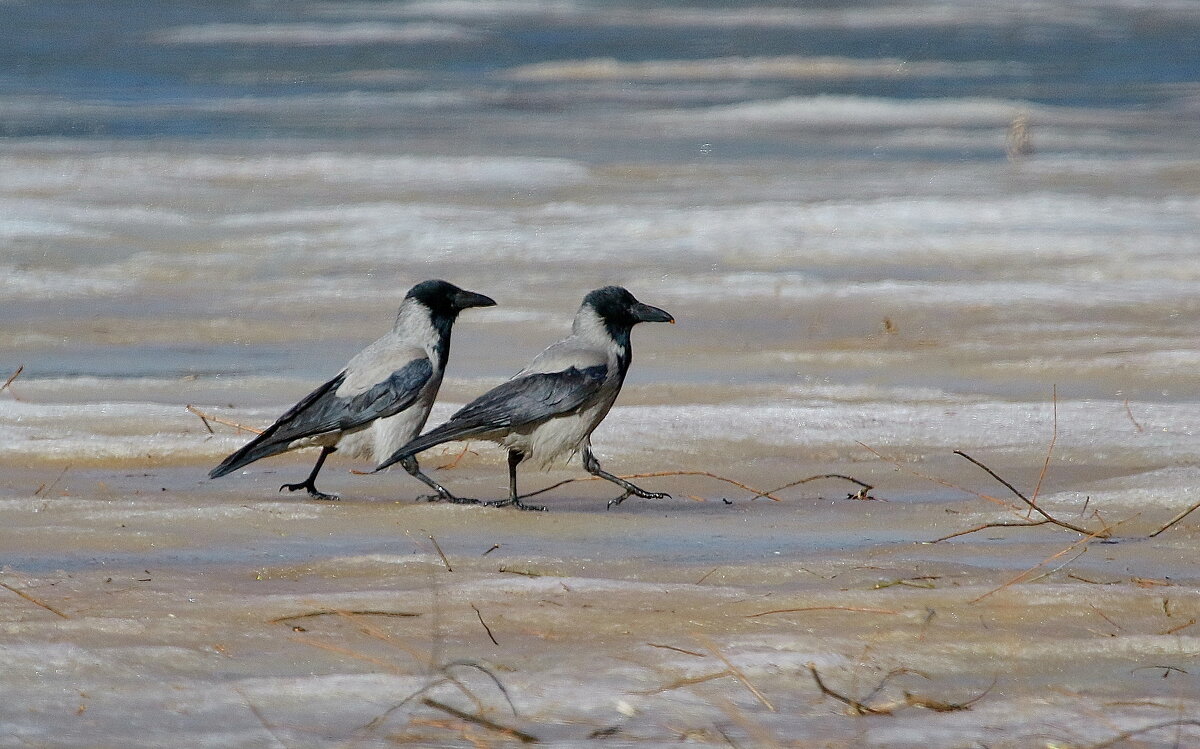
[208,435,289,479]
[375,420,491,472]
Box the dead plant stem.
[0,580,70,619]
[420,698,538,744]
[1149,498,1200,538]
[693,633,775,712]
[1029,384,1058,505]
[1,364,23,393]
[969,530,1103,604]
[186,405,264,435]
[952,450,1100,537]
[471,604,499,645]
[428,535,452,572]
[746,606,900,618]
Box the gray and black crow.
[209,279,495,500]
[375,286,674,510]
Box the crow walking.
[376,286,673,509]
[209,280,495,500]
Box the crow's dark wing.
[210,357,433,478]
[448,364,607,429]
[376,364,607,470]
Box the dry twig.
[873,575,939,590]
[1090,605,1123,633]
[301,615,518,741]
[868,391,1130,541]
[708,694,784,749]
[1129,666,1187,678]
[0,580,70,619]
[371,660,518,725]
[436,444,477,470]
[646,643,706,658]
[902,684,992,712]
[428,535,452,572]
[1149,498,1200,538]
[756,473,876,501]
[695,567,719,585]
[807,664,990,716]
[969,529,1105,604]
[420,698,539,744]
[953,450,1101,537]
[318,610,439,674]
[518,470,783,501]
[33,464,71,497]
[1133,576,1172,588]
[1069,573,1118,585]
[1025,545,1091,585]
[233,688,290,749]
[471,604,499,645]
[497,567,541,577]
[269,609,419,624]
[857,442,1011,509]
[1123,398,1145,433]
[1160,618,1197,636]
[635,669,733,695]
[1028,383,1059,506]
[807,664,893,716]
[926,519,1053,544]
[516,469,875,504]
[746,606,900,618]
[1086,719,1200,749]
[1,364,23,394]
[693,633,775,711]
[186,405,264,435]
[289,636,407,674]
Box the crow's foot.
[486,498,547,512]
[418,494,482,505]
[607,488,669,509]
[281,482,340,501]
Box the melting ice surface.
[3,0,1200,746]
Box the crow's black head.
[407,280,496,318]
[583,286,674,334]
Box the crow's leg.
[485,450,546,511]
[280,446,340,501]
[399,455,480,505]
[582,446,669,509]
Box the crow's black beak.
[454,290,497,309]
[632,302,674,324]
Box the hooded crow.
[375,286,673,510]
[209,279,495,500]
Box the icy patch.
[0,265,134,298]
[326,553,443,567]
[195,153,587,189]
[1036,466,1200,510]
[235,672,420,703]
[0,400,245,464]
[152,21,482,46]
[2,152,587,193]
[4,396,1198,467]
[592,399,1200,462]
[234,192,1197,271]
[321,0,585,20]
[652,95,1114,129]
[336,0,1200,29]
[501,55,1009,82]
[0,217,83,239]
[986,348,1200,375]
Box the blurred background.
[4,0,1199,403]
